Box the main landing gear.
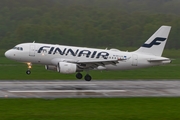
[26,63,32,75]
[84,74,92,81]
[76,72,92,81]
[76,73,83,79]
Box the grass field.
[0,98,180,120]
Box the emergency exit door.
[132,54,138,66]
[29,45,35,56]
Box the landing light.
[27,63,32,69]
[27,63,31,66]
[28,66,32,69]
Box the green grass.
[0,98,180,120]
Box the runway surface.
[0,80,180,98]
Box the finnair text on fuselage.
[38,46,110,59]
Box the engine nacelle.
[45,65,57,71]
[57,62,77,74]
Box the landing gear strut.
[26,63,32,75]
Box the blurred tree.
[0,0,180,49]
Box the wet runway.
[0,80,180,98]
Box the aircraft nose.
[5,50,9,58]
[5,50,12,59]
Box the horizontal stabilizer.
[147,58,171,62]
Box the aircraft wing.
[76,59,119,70]
[51,58,125,70]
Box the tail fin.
[136,25,171,56]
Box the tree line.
[0,0,180,49]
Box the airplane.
[5,25,171,81]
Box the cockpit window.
[13,47,23,51]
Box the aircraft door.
[132,54,138,66]
[29,45,35,56]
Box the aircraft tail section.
[136,26,171,56]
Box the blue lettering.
[53,48,66,55]
[38,46,50,53]
[78,50,91,57]
[96,52,109,59]
[66,49,79,56]
[48,47,54,54]
[38,46,110,60]
[91,51,97,58]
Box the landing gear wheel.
[76,73,83,79]
[84,74,92,81]
[26,70,31,75]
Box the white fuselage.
[5,43,170,71]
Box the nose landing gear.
[26,70,31,75]
[26,63,32,75]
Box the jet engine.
[57,62,77,74]
[45,65,57,71]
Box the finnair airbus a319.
[5,26,171,81]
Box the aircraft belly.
[105,62,132,70]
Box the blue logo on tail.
[142,37,166,48]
